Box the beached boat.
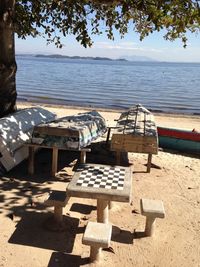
[110,104,158,172]
[30,110,107,150]
[157,126,200,154]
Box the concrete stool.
[140,198,165,236]
[44,190,69,223]
[82,221,112,263]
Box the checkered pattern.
[76,165,125,190]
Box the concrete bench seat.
[44,190,69,223]
[140,198,165,236]
[82,221,112,263]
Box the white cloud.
[93,41,162,53]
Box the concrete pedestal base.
[97,199,109,223]
[140,198,165,237]
[90,246,102,262]
[82,221,112,263]
[145,216,156,236]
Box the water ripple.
[16,56,200,114]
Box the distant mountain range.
[16,53,157,62]
[34,54,127,61]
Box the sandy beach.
[0,102,200,267]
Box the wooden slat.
[34,125,79,137]
[111,143,158,154]
[111,134,157,143]
[114,114,157,136]
[52,147,58,176]
[111,141,158,150]
[28,146,35,175]
[147,154,152,173]
[25,143,91,152]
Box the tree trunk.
[0,0,17,118]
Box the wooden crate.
[111,105,158,154]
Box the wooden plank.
[111,138,157,147]
[111,135,158,153]
[26,143,91,152]
[111,144,158,154]
[147,154,152,173]
[111,141,158,149]
[112,141,154,150]
[52,147,58,176]
[111,134,157,142]
[28,146,35,175]
[34,126,79,137]
[80,150,86,164]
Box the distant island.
[16,53,157,62]
[34,54,127,61]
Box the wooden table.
[66,163,132,223]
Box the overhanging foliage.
[14,0,200,48]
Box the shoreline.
[16,100,200,120]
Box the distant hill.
[34,54,127,61]
[17,53,157,62]
[120,55,157,62]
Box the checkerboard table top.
[76,165,125,190]
[66,163,132,202]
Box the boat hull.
[158,136,200,154]
[157,127,200,154]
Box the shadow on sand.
[70,203,96,215]
[111,226,147,244]
[48,252,89,267]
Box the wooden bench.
[44,190,69,223]
[140,198,165,236]
[82,221,112,262]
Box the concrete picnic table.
[66,163,132,223]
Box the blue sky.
[15,29,200,62]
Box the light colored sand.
[17,101,200,129]
[0,102,200,267]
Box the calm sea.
[16,55,200,115]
